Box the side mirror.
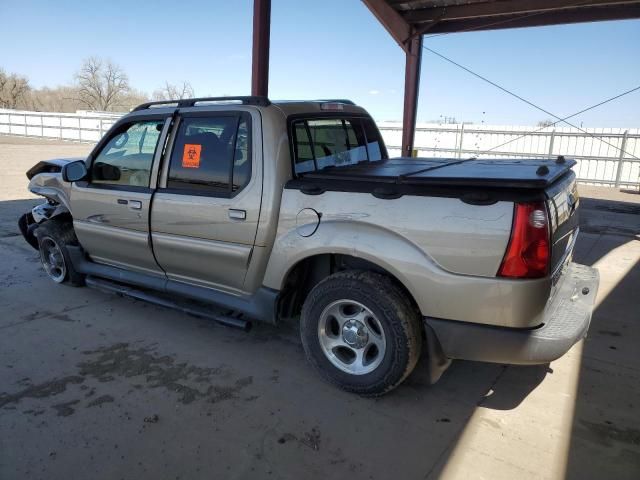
[93,162,121,181]
[62,160,88,182]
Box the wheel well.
[277,254,420,320]
[51,212,73,224]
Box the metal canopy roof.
[393,0,640,32]
[249,1,640,156]
[365,0,640,50]
[358,0,640,156]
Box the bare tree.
[74,57,130,111]
[26,86,85,112]
[112,88,151,112]
[152,81,195,101]
[0,69,31,109]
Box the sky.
[1,0,639,127]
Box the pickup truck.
[18,97,599,395]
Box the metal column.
[251,0,271,97]
[401,35,423,157]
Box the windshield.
[291,117,387,175]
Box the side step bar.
[85,276,251,331]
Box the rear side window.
[291,117,386,175]
[166,114,251,195]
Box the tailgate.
[546,171,580,278]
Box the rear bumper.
[426,262,599,365]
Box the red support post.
[251,0,271,97]
[401,35,423,157]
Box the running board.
[85,276,251,331]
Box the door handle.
[117,199,142,210]
[228,209,246,220]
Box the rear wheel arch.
[276,253,421,321]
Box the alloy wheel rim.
[39,237,66,283]
[317,299,386,375]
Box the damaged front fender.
[19,158,80,250]
[18,202,71,250]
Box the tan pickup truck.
[19,97,599,395]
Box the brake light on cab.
[320,102,345,111]
[498,201,550,279]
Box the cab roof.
[131,96,369,117]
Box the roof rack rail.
[314,99,355,105]
[132,96,270,112]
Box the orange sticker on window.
[182,144,202,168]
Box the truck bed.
[299,157,576,190]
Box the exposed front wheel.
[35,220,85,287]
[301,271,422,396]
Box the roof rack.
[314,99,355,105]
[132,96,271,112]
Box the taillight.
[498,201,550,279]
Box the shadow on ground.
[564,196,640,479]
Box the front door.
[71,115,171,275]
[151,109,261,292]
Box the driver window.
[91,120,164,187]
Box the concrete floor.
[1,136,639,480]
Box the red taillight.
[498,202,550,279]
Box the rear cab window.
[290,116,387,176]
[165,112,251,196]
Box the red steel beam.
[251,0,271,97]
[403,0,640,23]
[401,35,423,157]
[414,4,640,33]
[361,0,412,52]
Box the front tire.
[300,270,422,396]
[35,220,85,287]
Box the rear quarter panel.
[264,190,551,328]
[270,190,513,277]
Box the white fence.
[0,109,120,143]
[1,109,639,188]
[380,122,640,189]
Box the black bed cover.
[301,157,576,190]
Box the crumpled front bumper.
[18,213,39,250]
[426,262,600,365]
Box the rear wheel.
[300,270,422,396]
[36,220,85,287]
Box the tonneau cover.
[302,157,576,190]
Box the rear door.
[71,113,172,275]
[151,108,262,292]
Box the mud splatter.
[86,394,114,408]
[277,427,321,451]
[78,343,251,405]
[0,376,84,408]
[208,376,253,404]
[20,310,75,323]
[52,399,80,417]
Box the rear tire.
[35,219,85,287]
[300,270,422,396]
